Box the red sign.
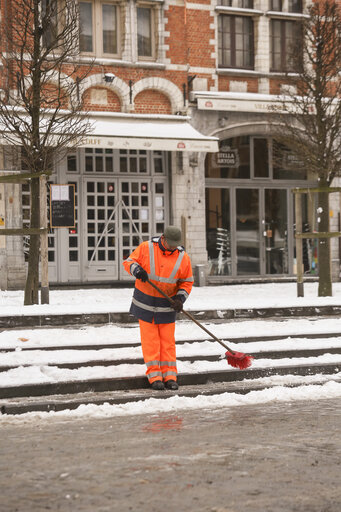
[177,142,186,149]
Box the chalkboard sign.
[50,184,75,228]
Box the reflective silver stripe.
[148,240,188,284]
[160,361,177,368]
[146,360,160,367]
[148,371,163,379]
[177,289,189,300]
[130,262,139,276]
[152,275,179,284]
[178,277,194,283]
[132,297,174,313]
[162,371,177,377]
[168,250,185,281]
[148,241,157,280]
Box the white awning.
[0,112,218,152]
[192,91,289,114]
[82,113,218,152]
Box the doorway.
[40,148,169,283]
[206,186,289,277]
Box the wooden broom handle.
[146,278,233,353]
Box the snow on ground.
[1,282,341,420]
[2,317,341,350]
[0,352,340,388]
[1,380,341,423]
[2,281,341,317]
[1,337,341,367]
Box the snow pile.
[1,380,341,422]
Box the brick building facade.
[0,0,340,289]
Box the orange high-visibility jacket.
[123,236,194,324]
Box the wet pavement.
[1,397,340,512]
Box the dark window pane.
[102,4,117,54]
[79,2,93,52]
[85,156,93,172]
[106,157,113,172]
[205,136,250,179]
[69,250,78,261]
[96,156,103,172]
[254,138,269,178]
[206,188,231,276]
[67,154,77,172]
[137,8,152,57]
[271,0,282,10]
[69,237,78,248]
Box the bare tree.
[273,0,341,296]
[0,0,92,305]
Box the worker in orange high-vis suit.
[123,226,193,391]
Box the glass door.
[206,188,231,276]
[264,188,288,274]
[236,188,260,275]
[82,178,118,281]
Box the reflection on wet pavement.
[142,415,183,432]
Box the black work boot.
[151,380,165,391]
[165,380,179,390]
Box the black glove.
[133,266,148,282]
[172,296,183,312]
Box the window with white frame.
[79,1,120,57]
[270,18,302,72]
[137,4,156,60]
[218,14,254,69]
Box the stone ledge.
[2,304,341,328]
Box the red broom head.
[225,351,253,370]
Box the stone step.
[0,361,339,400]
[2,331,341,353]
[1,373,340,416]
[1,347,340,373]
[2,304,341,329]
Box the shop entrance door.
[263,188,288,275]
[236,187,289,276]
[82,178,119,281]
[81,178,157,281]
[236,187,288,275]
[206,186,289,277]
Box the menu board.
[50,184,75,228]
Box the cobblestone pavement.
[1,397,340,512]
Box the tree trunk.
[317,189,332,297]
[24,177,40,305]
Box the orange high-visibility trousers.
[139,319,177,384]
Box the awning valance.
[82,113,218,152]
[0,112,218,152]
[192,91,289,114]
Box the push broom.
[146,279,253,370]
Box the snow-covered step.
[3,317,341,352]
[3,330,341,353]
[2,372,341,416]
[1,335,341,369]
[1,346,341,373]
[0,361,340,401]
